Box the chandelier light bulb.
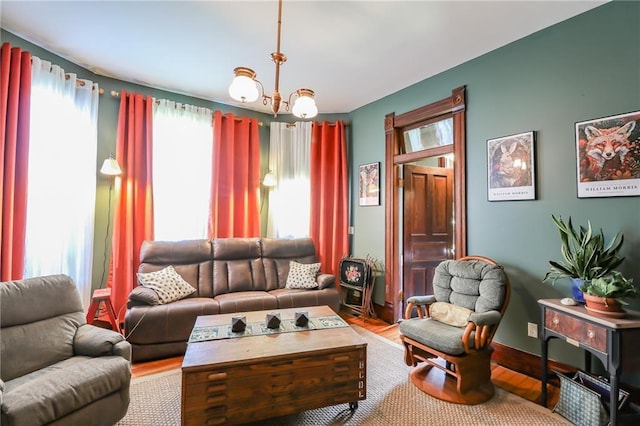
[292,89,318,119]
[229,67,260,103]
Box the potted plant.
[580,271,638,317]
[543,215,625,303]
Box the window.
[266,122,311,238]
[24,58,99,308]
[152,100,213,241]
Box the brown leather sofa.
[124,237,341,362]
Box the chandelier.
[228,0,318,119]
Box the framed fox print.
[487,131,536,201]
[575,110,640,198]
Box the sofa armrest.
[73,324,131,361]
[317,273,335,290]
[128,285,159,307]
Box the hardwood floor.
[130,311,559,409]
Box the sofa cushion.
[137,265,196,304]
[2,356,130,426]
[285,261,320,289]
[270,288,341,313]
[125,298,220,346]
[214,291,278,314]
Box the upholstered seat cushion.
[214,291,278,314]
[399,318,475,355]
[125,297,220,345]
[2,356,130,426]
[269,288,341,312]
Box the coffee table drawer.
[183,347,366,424]
[545,309,607,352]
[185,349,364,384]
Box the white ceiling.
[1,1,607,115]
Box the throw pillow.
[285,261,321,289]
[136,265,196,304]
[429,301,473,327]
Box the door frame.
[382,86,467,323]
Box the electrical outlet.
[527,322,538,339]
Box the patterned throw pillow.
[429,301,473,327]
[136,265,196,304]
[285,261,321,289]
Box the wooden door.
[402,164,454,314]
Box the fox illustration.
[584,121,634,174]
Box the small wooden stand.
[86,288,119,332]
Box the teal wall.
[349,0,640,376]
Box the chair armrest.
[0,378,4,406]
[468,310,501,326]
[317,273,335,290]
[128,285,159,306]
[404,295,436,319]
[406,295,436,305]
[74,324,131,361]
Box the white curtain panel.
[152,100,212,241]
[24,57,99,309]
[266,121,312,238]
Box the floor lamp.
[99,155,122,289]
[261,170,277,213]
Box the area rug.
[118,326,570,425]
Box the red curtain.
[209,110,260,238]
[107,90,154,316]
[310,121,348,275]
[0,43,31,281]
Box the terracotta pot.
[583,293,626,318]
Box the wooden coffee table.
[181,306,367,425]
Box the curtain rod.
[110,90,264,126]
[62,73,104,94]
[285,121,351,127]
[28,58,103,94]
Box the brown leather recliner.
[125,237,340,362]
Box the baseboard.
[374,302,394,324]
[492,341,576,380]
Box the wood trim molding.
[383,87,467,322]
[491,342,576,381]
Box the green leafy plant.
[543,215,624,284]
[580,271,638,305]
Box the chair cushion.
[2,356,130,426]
[429,302,472,327]
[399,318,474,355]
[285,261,320,289]
[137,265,196,304]
[433,259,506,312]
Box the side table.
[539,298,640,425]
[86,287,119,332]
